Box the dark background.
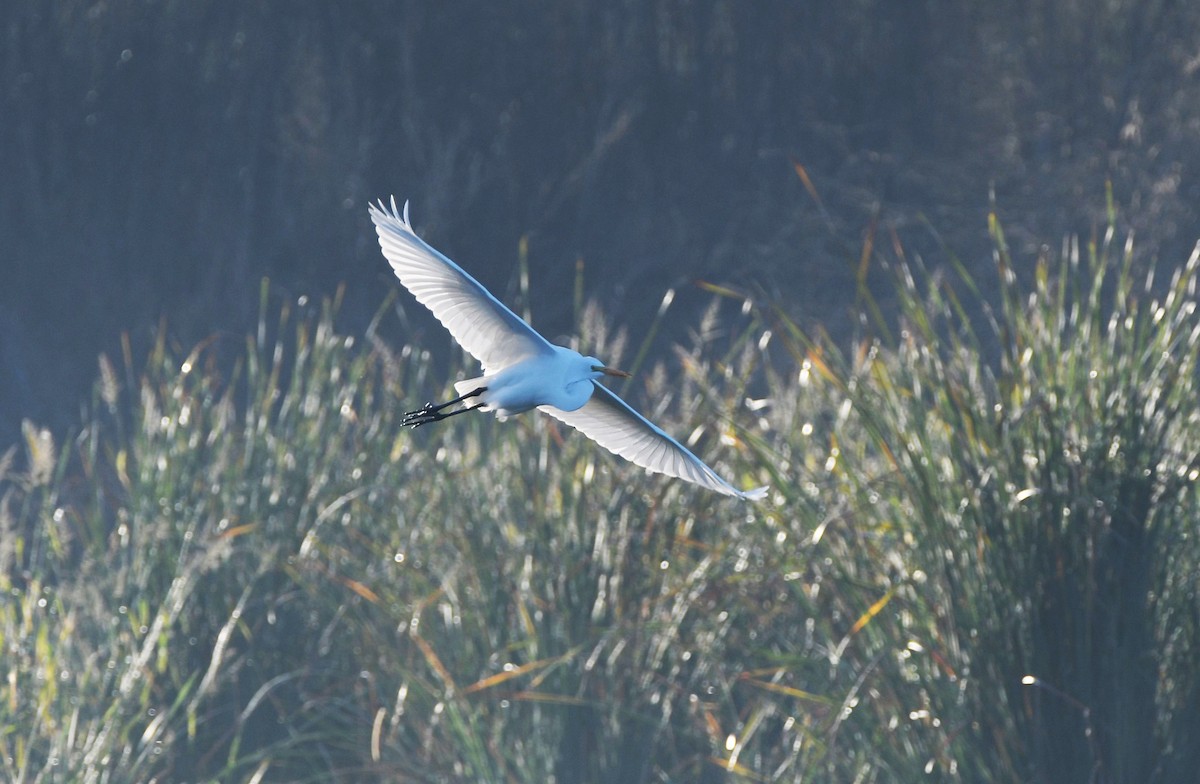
[4,0,1200,447]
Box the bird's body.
[369,197,766,501]
[453,346,609,417]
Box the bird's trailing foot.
[402,387,486,428]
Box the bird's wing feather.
[539,383,767,500]
[370,198,552,372]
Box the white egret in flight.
[369,198,766,501]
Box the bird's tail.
[452,375,519,420]
[453,375,488,399]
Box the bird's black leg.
[402,387,486,428]
[404,403,486,428]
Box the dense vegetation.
[4,203,1198,781]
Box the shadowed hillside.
[4,1,1200,446]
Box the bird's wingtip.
[739,485,769,501]
[368,196,415,231]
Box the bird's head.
[585,356,631,380]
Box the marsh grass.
[749,200,1200,782]
[3,206,1199,782]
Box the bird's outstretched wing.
[540,383,767,500]
[370,198,553,372]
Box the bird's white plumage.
[369,198,551,373]
[370,197,766,501]
[540,385,767,500]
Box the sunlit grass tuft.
[743,203,1200,781]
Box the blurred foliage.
[4,0,1200,444]
[761,199,1200,782]
[3,199,1199,780]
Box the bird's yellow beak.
[596,365,631,378]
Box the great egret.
[369,197,766,501]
